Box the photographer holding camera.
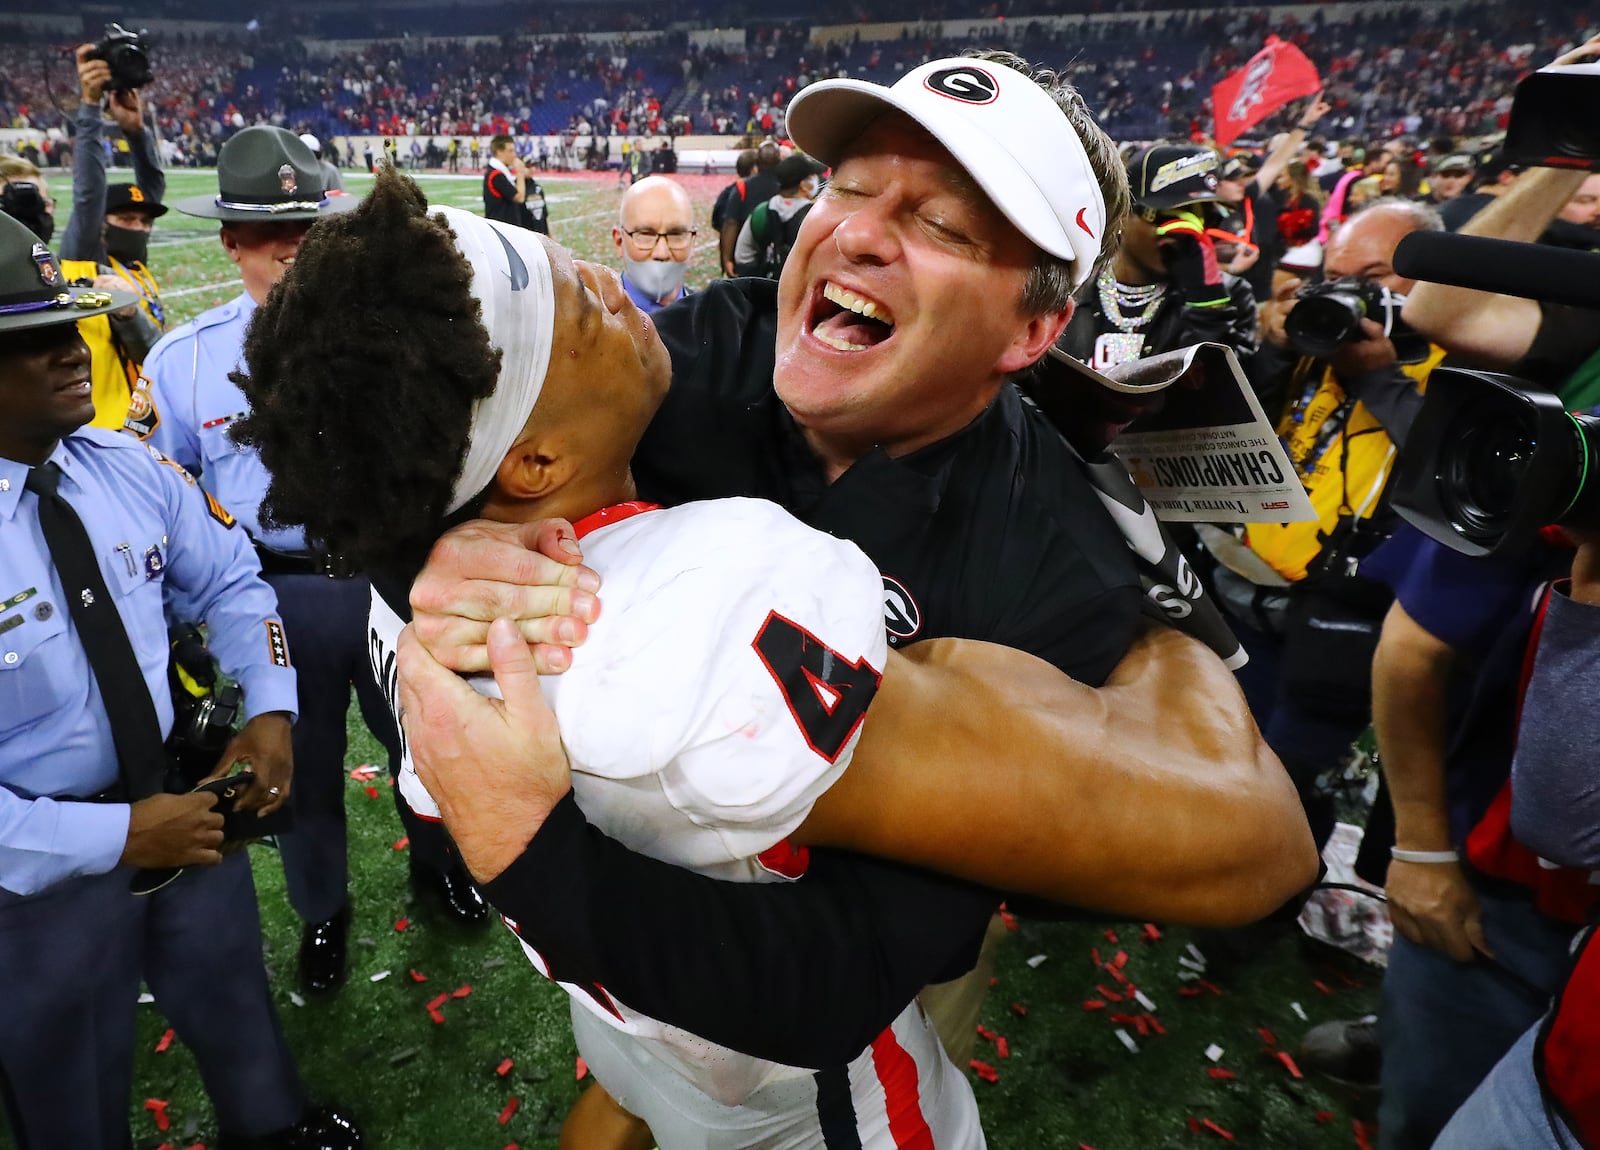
[1203,197,1447,851]
[55,36,169,433]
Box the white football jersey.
[369,499,892,1096]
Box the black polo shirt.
[482,278,1143,1068]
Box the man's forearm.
[799,627,1318,925]
[1371,603,1454,851]
[128,118,165,204]
[1402,168,1588,367]
[61,103,108,263]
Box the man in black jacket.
[1057,144,1257,378]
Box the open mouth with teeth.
[808,281,896,353]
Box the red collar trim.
[571,501,661,540]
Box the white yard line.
[164,277,243,298]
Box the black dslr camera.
[1391,371,1600,557]
[87,23,154,92]
[166,624,243,784]
[1285,277,1431,365]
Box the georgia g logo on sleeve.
[923,65,1000,105]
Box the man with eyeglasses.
[611,175,697,313]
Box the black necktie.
[26,462,166,801]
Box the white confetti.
[1025,954,1049,969]
[1291,1001,1308,1021]
[1185,942,1207,967]
[1115,1028,1140,1054]
[289,992,306,1008]
[1134,989,1158,1012]
[1205,1043,1224,1062]
[137,991,155,1004]
[1178,969,1202,981]
[369,969,391,982]
[1178,955,1207,973]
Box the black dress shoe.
[218,1104,364,1150]
[410,858,490,926]
[298,904,350,997]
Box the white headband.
[432,205,557,514]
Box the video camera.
[1388,57,1600,557]
[1285,277,1431,365]
[87,23,154,93]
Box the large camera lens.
[1285,290,1366,357]
[1440,419,1538,544]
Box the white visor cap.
[786,57,1108,289]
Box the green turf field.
[16,167,1380,1150]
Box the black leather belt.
[253,545,355,579]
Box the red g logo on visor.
[924,66,1000,105]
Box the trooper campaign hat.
[174,125,357,222]
[0,211,138,333]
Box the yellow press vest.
[1245,345,1445,583]
[61,258,163,432]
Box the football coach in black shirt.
[398,51,1316,1069]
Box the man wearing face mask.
[0,156,163,438]
[611,175,697,313]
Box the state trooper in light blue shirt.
[140,127,486,1000]
[0,212,361,1150]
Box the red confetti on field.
[364,785,380,800]
[1187,1118,1201,1133]
[1179,986,1205,997]
[497,1058,515,1076]
[144,1099,170,1131]
[1112,950,1130,969]
[969,1059,999,1084]
[1314,979,1335,995]
[1276,1051,1305,1079]
[1258,1027,1278,1046]
[392,836,410,850]
[428,1008,446,1025]
[1198,979,1224,996]
[409,969,427,982]
[996,1036,1010,1059]
[1208,1067,1237,1080]
[1104,930,1119,944]
[988,976,998,987]
[999,907,1019,932]
[1090,946,1103,967]
[976,1024,997,1042]
[453,984,473,998]
[1107,965,1130,986]
[1009,1002,1028,1018]
[1134,1016,1150,1037]
[426,994,449,1012]
[154,1028,174,1053]
[1142,923,1163,942]
[1315,1110,1335,1124]
[1353,1119,1377,1150]
[1082,999,1107,1011]
[498,1097,520,1125]
[1097,985,1123,1002]
[394,918,409,932]
[1147,1016,1166,1036]
[576,1056,589,1081]
[1201,1118,1236,1141]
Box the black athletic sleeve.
[483,792,996,1068]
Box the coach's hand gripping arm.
[408,518,1316,922]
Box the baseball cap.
[1220,154,1260,180]
[298,132,322,155]
[1127,145,1222,211]
[785,56,1108,288]
[105,183,167,219]
[1433,153,1474,174]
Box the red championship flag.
[1211,37,1322,149]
